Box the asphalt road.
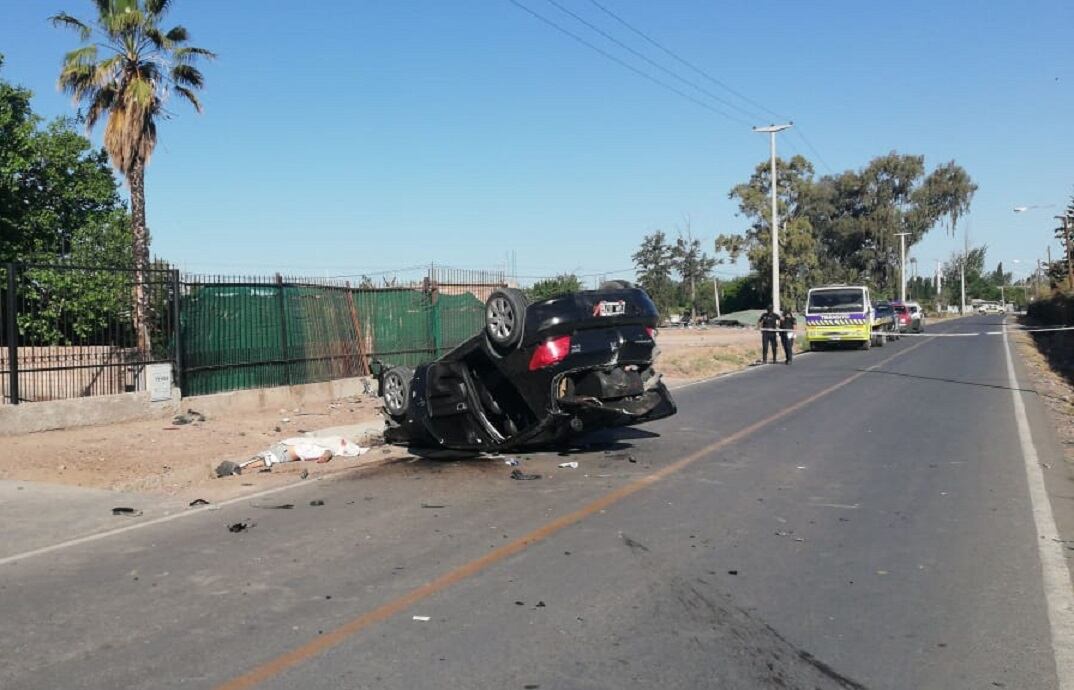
[1,315,1069,690]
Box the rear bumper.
[805,325,871,343]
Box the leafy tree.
[727,155,820,308]
[672,227,716,320]
[1,55,138,344]
[2,56,127,264]
[51,0,215,353]
[726,152,976,302]
[631,230,675,317]
[526,273,582,301]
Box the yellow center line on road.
[216,337,933,690]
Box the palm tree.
[51,0,214,354]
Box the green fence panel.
[354,289,435,369]
[180,285,288,396]
[435,291,485,355]
[180,284,493,396]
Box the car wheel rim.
[487,297,515,341]
[384,374,404,411]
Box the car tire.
[382,366,413,417]
[485,288,529,351]
[862,337,871,351]
[876,332,885,347]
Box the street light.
[753,122,793,313]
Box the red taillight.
[529,335,572,371]
[645,327,655,338]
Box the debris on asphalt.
[300,468,309,479]
[504,458,521,467]
[112,507,142,516]
[557,461,579,469]
[310,499,325,506]
[628,456,637,463]
[535,601,546,608]
[215,461,242,478]
[188,498,210,507]
[412,615,431,622]
[510,469,541,480]
[727,570,739,575]
[253,503,294,510]
[774,530,806,542]
[228,521,252,533]
[515,601,525,606]
[258,467,272,473]
[421,503,446,509]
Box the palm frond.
[58,62,99,101]
[174,85,202,113]
[104,7,144,37]
[146,0,173,19]
[144,26,170,50]
[63,45,99,67]
[126,76,156,110]
[171,64,204,89]
[173,46,217,63]
[93,54,125,88]
[164,25,188,43]
[85,85,117,129]
[49,13,92,41]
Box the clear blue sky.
[2,0,1071,283]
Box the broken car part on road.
[376,285,677,452]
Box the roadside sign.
[147,363,173,402]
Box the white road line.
[1003,325,1074,689]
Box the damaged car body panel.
[377,286,677,451]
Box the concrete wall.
[180,376,371,419]
[0,387,181,436]
[0,376,373,436]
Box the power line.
[794,127,834,174]
[540,0,757,125]
[507,0,749,124]
[581,0,840,175]
[585,0,791,122]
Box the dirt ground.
[1013,326,1074,467]
[655,325,800,383]
[0,393,397,499]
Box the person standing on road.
[758,305,780,364]
[780,308,797,365]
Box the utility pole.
[894,232,910,302]
[753,122,793,313]
[959,220,969,314]
[713,276,721,319]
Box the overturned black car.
[376,285,677,452]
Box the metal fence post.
[171,269,183,395]
[275,273,292,386]
[6,263,19,405]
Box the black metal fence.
[1,262,178,404]
[1,263,505,404]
